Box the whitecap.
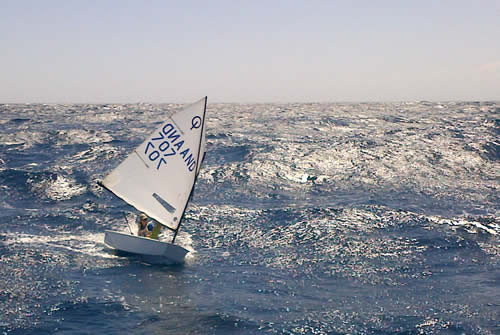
[28,174,87,201]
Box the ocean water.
[0,101,498,334]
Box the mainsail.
[101,97,207,231]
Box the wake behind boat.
[99,97,208,263]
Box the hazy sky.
[1,0,499,103]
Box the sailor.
[137,213,154,237]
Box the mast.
[172,97,207,243]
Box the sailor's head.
[139,213,148,222]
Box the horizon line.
[1,99,499,105]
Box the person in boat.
[138,213,154,237]
[137,213,161,238]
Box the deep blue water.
[0,101,499,334]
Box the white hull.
[104,230,189,264]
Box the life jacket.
[138,222,155,237]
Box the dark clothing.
[138,222,150,237]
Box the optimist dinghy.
[99,97,208,263]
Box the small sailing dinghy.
[99,97,208,263]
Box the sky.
[1,0,499,103]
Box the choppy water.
[0,101,499,334]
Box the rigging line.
[134,150,149,168]
[171,118,185,135]
[122,212,134,235]
[172,97,207,244]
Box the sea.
[0,101,498,334]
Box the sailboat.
[99,97,208,263]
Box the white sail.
[102,97,207,231]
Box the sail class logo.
[191,116,202,130]
[144,122,197,171]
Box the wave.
[187,204,499,284]
[0,168,87,203]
